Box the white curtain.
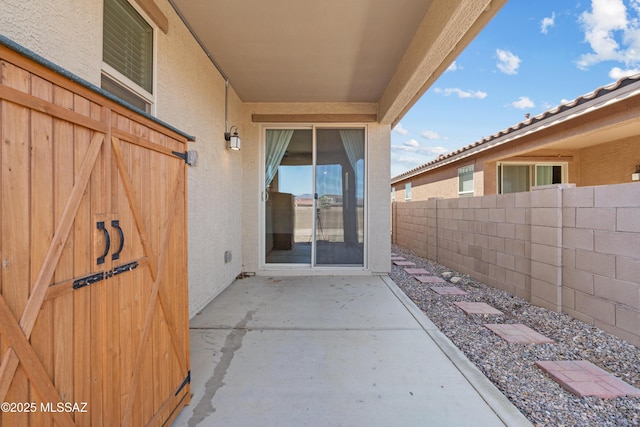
[536,165,553,186]
[338,129,364,173]
[265,129,294,188]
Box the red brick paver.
[414,276,445,284]
[430,286,468,295]
[403,268,430,275]
[390,256,406,261]
[484,324,554,344]
[453,302,503,315]
[535,360,640,399]
[393,260,416,266]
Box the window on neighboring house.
[405,183,412,200]
[498,163,566,194]
[102,0,154,113]
[458,165,474,197]
[391,187,395,201]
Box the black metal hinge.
[172,151,188,163]
[175,370,191,396]
[172,150,197,166]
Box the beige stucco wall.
[0,1,103,82]
[1,0,245,317]
[578,137,640,186]
[241,103,391,275]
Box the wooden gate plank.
[52,85,75,407]
[0,132,104,402]
[112,137,188,370]
[29,74,55,427]
[0,61,31,427]
[121,168,184,427]
[0,296,74,427]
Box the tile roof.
[391,73,640,183]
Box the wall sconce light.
[632,164,640,181]
[225,125,241,151]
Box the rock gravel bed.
[390,245,640,427]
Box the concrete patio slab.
[173,275,531,426]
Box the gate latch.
[73,272,105,290]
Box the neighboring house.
[391,74,640,201]
[0,1,505,425]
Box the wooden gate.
[0,44,190,426]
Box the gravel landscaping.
[390,245,640,427]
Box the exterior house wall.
[578,136,640,186]
[392,182,640,346]
[1,0,245,317]
[241,103,391,275]
[392,84,640,201]
[393,136,636,201]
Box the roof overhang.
[391,74,640,183]
[168,0,505,124]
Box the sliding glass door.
[263,127,365,267]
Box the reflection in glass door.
[315,128,364,266]
[264,129,313,263]
[264,127,364,267]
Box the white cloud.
[404,139,420,148]
[541,12,556,34]
[511,96,535,109]
[577,0,640,69]
[609,66,640,78]
[446,61,461,72]
[421,130,447,140]
[391,141,449,156]
[393,156,424,168]
[434,87,488,99]
[496,49,521,75]
[393,122,409,135]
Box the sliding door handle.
[97,221,110,265]
[111,220,124,260]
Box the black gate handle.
[97,221,110,265]
[111,220,124,261]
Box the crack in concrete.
[187,310,255,427]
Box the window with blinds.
[458,165,474,196]
[102,0,153,111]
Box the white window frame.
[497,162,568,194]
[391,186,395,201]
[405,182,412,200]
[102,0,157,114]
[458,164,474,197]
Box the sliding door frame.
[258,123,368,272]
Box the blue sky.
[391,0,640,178]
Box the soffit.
[170,0,432,103]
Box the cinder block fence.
[392,182,640,347]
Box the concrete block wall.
[562,182,640,346]
[392,182,640,347]
[433,192,533,302]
